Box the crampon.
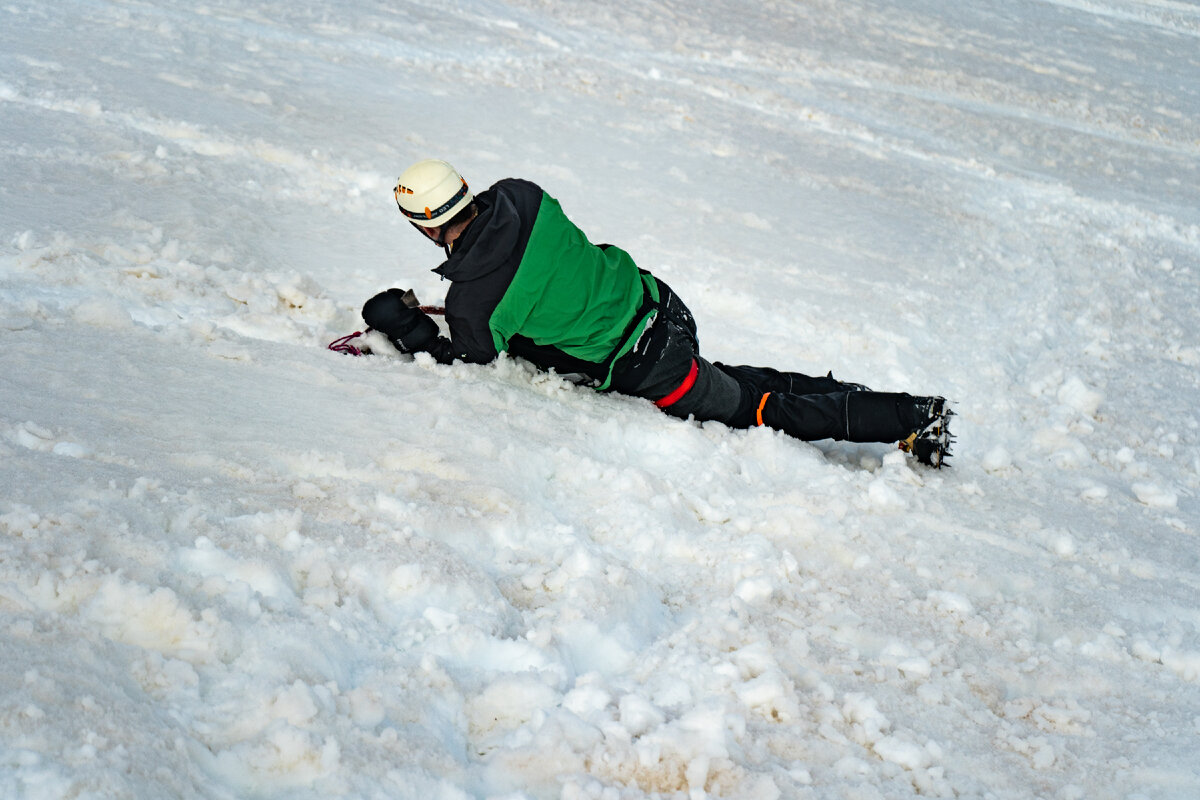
[898,397,954,468]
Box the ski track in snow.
[2,1,1199,798]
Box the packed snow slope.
[3,1,1199,798]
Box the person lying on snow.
[356,159,953,467]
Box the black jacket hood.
[432,188,521,283]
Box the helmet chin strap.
[411,222,452,257]
[412,202,478,259]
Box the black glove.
[362,288,438,353]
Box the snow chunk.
[619,694,666,737]
[841,693,890,745]
[897,657,933,679]
[1032,743,1056,769]
[210,723,340,791]
[927,590,974,617]
[178,537,297,602]
[873,735,931,771]
[1048,532,1076,557]
[51,441,92,458]
[557,621,634,676]
[1131,482,1178,509]
[867,476,907,509]
[735,670,799,723]
[562,680,612,719]
[1057,376,1102,418]
[468,675,559,739]
[982,445,1013,473]
[85,577,226,663]
[1162,648,1200,682]
[8,422,52,451]
[733,575,774,604]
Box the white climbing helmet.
[393,159,473,227]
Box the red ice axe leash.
[328,331,368,355]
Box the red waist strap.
[655,359,699,408]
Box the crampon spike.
[898,400,954,468]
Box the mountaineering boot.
[737,390,954,466]
[845,392,954,467]
[897,396,954,468]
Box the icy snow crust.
[2,0,1199,797]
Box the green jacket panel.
[489,192,659,388]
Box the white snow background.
[2,0,1199,798]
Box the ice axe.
[398,288,445,316]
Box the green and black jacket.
[419,178,662,390]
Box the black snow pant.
[610,281,932,444]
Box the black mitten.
[362,289,438,353]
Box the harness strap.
[595,272,661,391]
[655,359,699,408]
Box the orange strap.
[655,359,699,408]
[756,392,771,426]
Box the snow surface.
[2,0,1199,798]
